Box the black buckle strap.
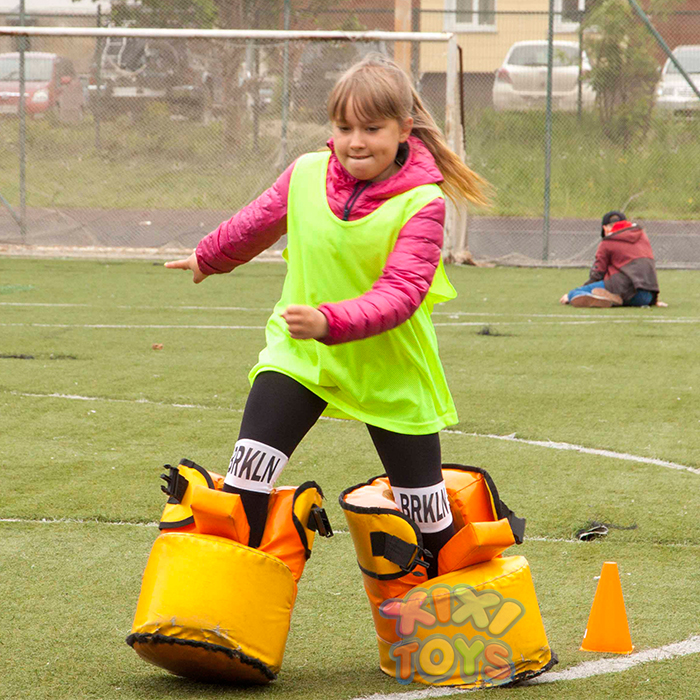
[160,465,189,504]
[307,506,334,538]
[370,531,431,575]
[505,510,526,545]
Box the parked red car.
[0,51,84,122]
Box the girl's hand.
[164,252,208,284]
[282,305,329,340]
[559,294,569,305]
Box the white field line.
[442,429,700,476]
[434,319,700,326]
[311,532,700,547]
[349,637,700,700]
[8,391,698,476]
[3,318,698,330]
[9,390,244,412]
[335,533,700,548]
[5,520,700,551]
[0,517,158,527]
[432,311,691,318]
[1,302,693,321]
[0,302,269,311]
[1,323,266,330]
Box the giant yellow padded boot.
[127,459,332,683]
[340,464,556,688]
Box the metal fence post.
[577,21,583,120]
[543,0,555,262]
[444,33,467,261]
[576,0,585,120]
[411,2,420,83]
[95,4,102,151]
[280,0,291,169]
[19,0,26,242]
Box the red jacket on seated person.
[585,220,660,302]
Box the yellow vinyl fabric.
[127,459,327,683]
[340,466,556,687]
[130,533,295,683]
[376,555,554,687]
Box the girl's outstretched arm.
[195,160,297,275]
[317,198,445,345]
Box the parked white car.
[492,40,595,112]
[656,45,700,114]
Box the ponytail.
[410,88,490,208]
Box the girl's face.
[332,98,413,182]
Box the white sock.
[390,481,453,533]
[224,439,288,494]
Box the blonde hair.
[327,53,489,207]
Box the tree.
[584,0,681,149]
[109,0,219,28]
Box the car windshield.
[508,44,579,67]
[0,56,53,81]
[667,48,700,74]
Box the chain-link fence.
[1,1,699,267]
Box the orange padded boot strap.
[436,518,516,576]
[443,465,526,544]
[259,481,331,583]
[190,485,251,545]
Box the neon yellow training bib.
[250,150,458,434]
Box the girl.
[165,54,487,577]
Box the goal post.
[0,25,465,259]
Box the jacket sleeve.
[317,197,445,345]
[195,161,296,275]
[585,241,609,284]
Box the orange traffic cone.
[580,561,633,654]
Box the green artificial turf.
[0,258,698,699]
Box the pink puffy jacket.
[196,135,446,345]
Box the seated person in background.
[560,211,666,308]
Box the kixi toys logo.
[380,583,526,685]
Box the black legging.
[225,371,453,573]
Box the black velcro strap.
[307,506,333,538]
[160,465,189,504]
[505,509,526,545]
[370,531,429,573]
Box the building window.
[445,0,496,32]
[555,0,585,33]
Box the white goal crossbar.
[0,26,451,42]
[0,25,465,257]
